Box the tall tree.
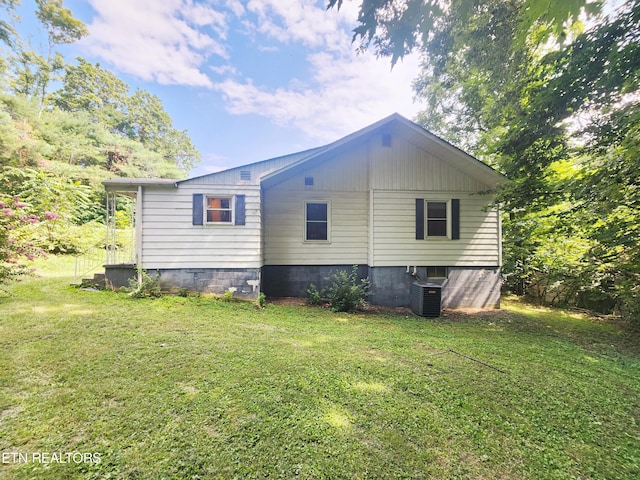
[327,0,599,65]
[51,58,129,130]
[32,0,87,108]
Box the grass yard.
[1,259,639,479]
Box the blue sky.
[31,0,423,177]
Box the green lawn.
[1,259,639,479]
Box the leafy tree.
[125,89,200,172]
[0,0,201,277]
[327,0,599,66]
[50,58,129,130]
[0,0,17,47]
[51,60,200,173]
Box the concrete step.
[80,273,106,289]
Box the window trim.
[304,200,331,243]
[416,198,460,241]
[205,195,234,225]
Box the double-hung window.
[192,194,245,226]
[305,202,329,241]
[416,198,460,240]
[426,201,448,237]
[206,196,233,223]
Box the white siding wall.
[141,184,262,269]
[263,134,500,268]
[263,189,369,265]
[263,145,369,265]
[372,190,500,267]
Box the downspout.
[136,185,143,285]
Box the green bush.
[256,292,267,309]
[323,266,372,313]
[128,270,162,298]
[306,283,323,305]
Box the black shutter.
[415,199,424,240]
[235,195,246,225]
[451,198,460,240]
[192,194,203,225]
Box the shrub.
[128,270,162,298]
[256,292,267,309]
[306,283,323,305]
[0,196,47,287]
[324,266,372,313]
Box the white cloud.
[214,49,422,142]
[213,0,421,141]
[245,0,355,52]
[83,0,228,87]
[79,0,421,143]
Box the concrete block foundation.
[105,266,261,299]
[262,265,500,309]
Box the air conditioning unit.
[411,282,442,318]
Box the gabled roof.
[260,113,505,188]
[177,145,329,186]
[103,114,505,191]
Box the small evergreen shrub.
[322,266,372,313]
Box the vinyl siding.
[180,148,325,186]
[263,189,369,265]
[369,132,488,192]
[372,190,500,267]
[140,184,261,269]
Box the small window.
[427,201,447,237]
[382,133,392,147]
[206,197,232,223]
[240,170,251,181]
[427,266,447,278]
[305,176,314,186]
[305,202,328,241]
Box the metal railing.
[73,229,136,283]
[73,243,106,283]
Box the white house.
[103,114,505,308]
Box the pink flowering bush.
[0,197,47,285]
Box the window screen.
[306,202,328,241]
[427,202,447,237]
[206,197,232,223]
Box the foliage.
[0,1,200,278]
[2,272,640,478]
[0,166,99,253]
[50,59,200,172]
[306,282,323,305]
[0,196,46,285]
[323,265,372,312]
[327,0,599,66]
[127,269,162,298]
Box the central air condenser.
[411,282,442,318]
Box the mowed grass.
[1,259,639,479]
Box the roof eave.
[102,178,179,193]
